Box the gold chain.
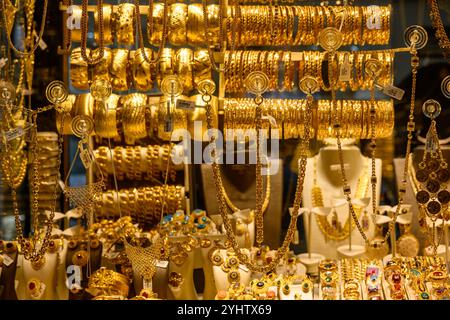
[204,90,312,273]
[1,0,48,57]
[80,0,105,64]
[134,0,169,65]
[428,0,450,61]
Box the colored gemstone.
[421,292,429,299]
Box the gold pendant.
[365,238,389,260]
[31,255,46,271]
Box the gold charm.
[318,27,343,52]
[45,80,68,111]
[365,238,389,260]
[441,75,450,99]
[31,256,46,271]
[71,115,94,138]
[404,25,428,50]
[90,79,112,101]
[160,75,183,97]
[244,71,270,95]
[72,250,89,267]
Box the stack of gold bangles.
[94,145,180,181]
[86,267,130,298]
[225,5,391,46]
[224,50,394,93]
[224,98,394,140]
[58,93,187,141]
[70,47,211,93]
[95,186,185,227]
[319,260,338,300]
[340,259,363,300]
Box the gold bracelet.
[70,47,89,90]
[169,3,188,46]
[110,49,129,91]
[94,93,119,138]
[95,3,113,45]
[148,3,165,46]
[131,48,154,91]
[175,48,194,94]
[121,93,148,142]
[115,3,135,45]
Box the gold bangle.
[192,49,212,88]
[93,93,120,138]
[148,3,165,46]
[91,47,112,83]
[121,93,148,142]
[175,48,194,94]
[115,3,135,45]
[169,3,188,46]
[187,4,205,46]
[70,47,89,90]
[110,48,129,91]
[95,4,113,45]
[131,48,154,91]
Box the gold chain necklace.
[1,0,48,57]
[428,0,450,62]
[201,74,315,273]
[220,166,271,215]
[134,0,169,65]
[318,26,426,248]
[3,91,66,263]
[312,157,369,241]
[408,154,447,255]
[80,0,105,64]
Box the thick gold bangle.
[70,47,89,90]
[110,49,129,91]
[121,93,148,142]
[115,3,135,45]
[158,48,175,81]
[192,49,212,88]
[187,4,205,46]
[169,3,188,46]
[207,5,221,47]
[148,3,165,46]
[130,48,154,91]
[95,4,113,45]
[91,47,112,83]
[93,93,120,138]
[175,48,194,94]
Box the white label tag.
[3,254,14,267]
[239,265,249,273]
[176,99,195,111]
[339,54,351,82]
[330,163,349,171]
[34,30,47,50]
[4,123,34,141]
[143,278,153,290]
[291,52,303,61]
[381,84,405,100]
[156,260,169,269]
[79,144,95,169]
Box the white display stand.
[15,240,68,300]
[297,208,326,274]
[303,144,381,259]
[168,245,198,300]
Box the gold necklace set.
[319,25,428,252]
[312,157,370,241]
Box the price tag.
[143,278,153,290]
[34,30,47,50]
[3,123,34,142]
[79,143,95,169]
[156,260,169,269]
[239,265,250,273]
[3,254,14,267]
[339,54,351,82]
[176,99,195,111]
[291,52,303,61]
[381,84,405,100]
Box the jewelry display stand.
[337,198,370,259]
[168,247,197,300]
[297,209,326,274]
[303,144,381,259]
[16,246,67,300]
[201,159,283,249]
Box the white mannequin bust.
[303,141,381,259]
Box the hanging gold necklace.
[220,165,271,215]
[202,0,226,72]
[428,0,450,62]
[134,0,169,65]
[408,99,450,255]
[80,0,105,64]
[318,25,428,250]
[2,81,68,264]
[202,74,317,273]
[312,157,369,241]
[1,0,49,57]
